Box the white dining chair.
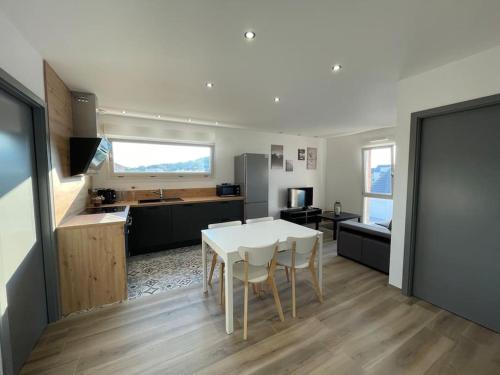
[207,220,242,304]
[232,241,284,340]
[277,235,323,318]
[246,216,274,224]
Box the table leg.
[315,219,319,230]
[333,221,338,241]
[202,238,208,294]
[224,260,234,334]
[318,232,323,294]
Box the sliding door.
[412,102,500,332]
[0,87,48,373]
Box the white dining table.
[201,219,323,334]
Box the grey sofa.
[337,221,391,274]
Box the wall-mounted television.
[287,187,313,208]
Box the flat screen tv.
[287,187,313,208]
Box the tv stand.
[280,207,322,226]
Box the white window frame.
[362,144,394,223]
[109,138,215,178]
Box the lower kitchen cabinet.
[128,205,172,254]
[57,223,127,315]
[128,199,243,256]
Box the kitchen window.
[110,140,213,176]
[362,145,394,224]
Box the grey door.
[0,88,48,373]
[413,103,500,332]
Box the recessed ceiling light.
[332,64,342,72]
[157,115,161,118]
[274,97,280,103]
[206,82,214,89]
[244,31,256,40]
[122,110,126,114]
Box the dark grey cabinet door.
[0,88,47,373]
[213,201,243,223]
[171,203,206,243]
[128,205,172,254]
[413,103,500,333]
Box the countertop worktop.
[57,195,244,229]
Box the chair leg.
[285,266,289,282]
[291,267,296,318]
[208,253,217,286]
[252,283,257,295]
[244,280,249,340]
[268,276,285,322]
[219,262,225,305]
[309,265,323,303]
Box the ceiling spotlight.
[206,82,214,89]
[122,110,126,114]
[332,64,342,72]
[244,30,256,40]
[274,97,280,103]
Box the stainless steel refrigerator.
[234,153,269,220]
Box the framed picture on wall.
[286,160,293,172]
[271,144,284,169]
[298,148,305,160]
[307,147,317,169]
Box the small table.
[317,212,361,240]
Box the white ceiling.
[2,0,500,136]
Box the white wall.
[390,45,500,288]
[93,115,326,218]
[325,127,395,215]
[0,9,44,100]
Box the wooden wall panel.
[44,62,89,226]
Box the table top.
[201,219,321,255]
[319,211,361,221]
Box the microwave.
[216,184,241,197]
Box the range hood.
[69,92,111,176]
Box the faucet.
[153,188,163,199]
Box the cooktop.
[79,206,126,215]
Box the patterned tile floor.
[127,245,212,300]
[127,225,335,300]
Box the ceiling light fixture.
[122,110,126,114]
[206,82,214,89]
[274,97,280,103]
[244,30,256,40]
[332,64,342,72]
[157,115,161,118]
[188,118,192,122]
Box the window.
[362,145,394,224]
[110,140,213,176]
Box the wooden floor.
[22,244,500,374]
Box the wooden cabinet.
[57,223,127,316]
[129,200,243,255]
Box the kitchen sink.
[138,197,184,203]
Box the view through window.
[111,140,212,175]
[362,145,394,224]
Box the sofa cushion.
[338,221,391,240]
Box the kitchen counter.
[57,195,244,229]
[57,206,130,229]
